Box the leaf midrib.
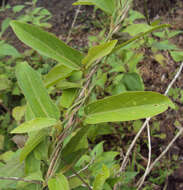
[17,24,79,69]
[86,103,167,116]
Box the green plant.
[0,0,181,190]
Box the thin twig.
[68,156,95,179]
[0,176,42,185]
[119,117,151,172]
[61,158,92,190]
[137,122,152,189]
[164,62,183,96]
[66,5,81,43]
[141,127,183,182]
[119,62,183,174]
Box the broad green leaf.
[82,40,117,68]
[11,117,57,134]
[34,138,49,161]
[60,89,78,108]
[20,130,48,162]
[25,104,36,121]
[44,64,73,88]
[73,0,115,15]
[10,21,83,70]
[84,91,175,124]
[25,153,41,175]
[122,72,144,91]
[16,62,60,120]
[93,165,110,190]
[48,173,70,190]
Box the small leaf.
[44,64,73,88]
[122,72,144,91]
[170,51,183,62]
[0,74,11,91]
[11,117,57,134]
[20,130,48,162]
[12,105,26,123]
[84,91,174,124]
[48,173,70,190]
[60,89,78,108]
[0,42,20,58]
[82,40,117,68]
[93,165,110,190]
[73,0,115,15]
[10,21,83,70]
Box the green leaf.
[60,89,78,108]
[0,74,11,91]
[114,24,170,52]
[84,91,175,124]
[11,117,57,134]
[57,126,89,172]
[93,165,110,190]
[48,173,70,190]
[73,0,115,15]
[0,42,20,58]
[12,105,26,123]
[0,17,11,36]
[10,21,83,70]
[152,40,178,50]
[123,23,152,36]
[16,62,60,120]
[25,153,41,175]
[44,64,73,88]
[20,130,48,162]
[12,5,25,13]
[122,72,144,91]
[56,80,82,90]
[170,51,183,62]
[0,150,24,189]
[82,40,117,68]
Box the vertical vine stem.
[46,1,131,181]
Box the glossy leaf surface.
[11,117,57,134]
[16,62,60,120]
[85,91,174,124]
[44,64,73,87]
[11,21,83,70]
